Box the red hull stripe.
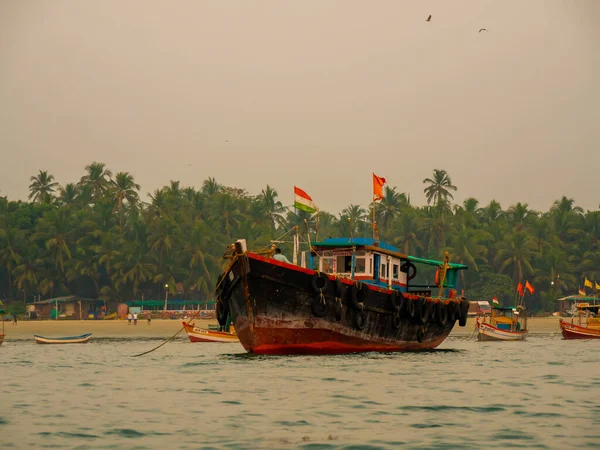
[560,321,600,339]
[247,253,448,300]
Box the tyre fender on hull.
[217,275,238,326]
[458,299,470,327]
[350,282,367,310]
[311,294,328,317]
[436,301,448,326]
[311,272,329,293]
[354,309,367,330]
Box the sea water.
[1,336,599,449]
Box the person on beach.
[127,312,132,324]
[13,313,17,325]
[133,312,138,325]
[273,247,291,264]
[146,311,151,325]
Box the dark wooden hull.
[220,253,468,355]
[560,320,600,339]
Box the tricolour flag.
[373,173,386,201]
[294,186,316,213]
[579,288,586,296]
[525,280,534,295]
[492,297,499,304]
[584,277,593,289]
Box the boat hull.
[0,333,4,345]
[222,253,467,355]
[560,320,600,339]
[476,322,528,341]
[181,322,239,343]
[34,333,92,344]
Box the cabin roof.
[493,306,518,311]
[30,296,102,305]
[312,237,468,270]
[556,295,600,302]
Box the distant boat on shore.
[476,305,528,341]
[34,333,92,344]
[560,303,600,339]
[182,321,238,343]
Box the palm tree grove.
[1,164,597,314]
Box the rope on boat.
[132,226,299,358]
[132,258,237,358]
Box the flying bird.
[426,15,432,22]
[479,28,487,32]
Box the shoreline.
[1,317,563,341]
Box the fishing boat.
[560,303,600,339]
[476,306,528,341]
[34,333,92,344]
[216,237,470,355]
[181,321,238,343]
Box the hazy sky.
[1,1,598,214]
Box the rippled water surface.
[2,336,600,449]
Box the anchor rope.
[132,226,300,358]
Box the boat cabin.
[311,238,467,297]
[488,306,527,332]
[572,304,600,329]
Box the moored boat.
[34,333,92,344]
[216,237,470,355]
[182,321,238,343]
[560,303,600,339]
[476,306,528,341]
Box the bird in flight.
[479,28,487,32]
[426,15,432,22]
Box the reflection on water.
[1,336,599,449]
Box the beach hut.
[30,296,106,319]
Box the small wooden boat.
[182,321,238,343]
[560,303,600,339]
[34,333,92,344]
[476,305,528,341]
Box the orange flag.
[525,280,534,295]
[373,173,386,201]
[516,282,524,297]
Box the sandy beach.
[1,318,216,340]
[1,317,564,341]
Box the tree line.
[1,164,598,313]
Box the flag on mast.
[516,282,524,297]
[595,282,600,291]
[492,297,499,304]
[373,173,386,201]
[579,288,586,296]
[584,277,593,289]
[525,281,534,295]
[294,186,316,213]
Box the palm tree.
[202,177,222,195]
[112,172,141,231]
[28,170,59,204]
[258,185,287,230]
[423,169,457,206]
[33,209,75,274]
[506,202,537,231]
[342,204,367,236]
[495,231,537,284]
[58,183,79,207]
[79,162,112,200]
[378,186,407,232]
[14,246,43,302]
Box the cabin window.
[355,257,366,274]
[321,257,335,273]
[336,256,352,273]
[381,263,388,278]
[393,264,399,279]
